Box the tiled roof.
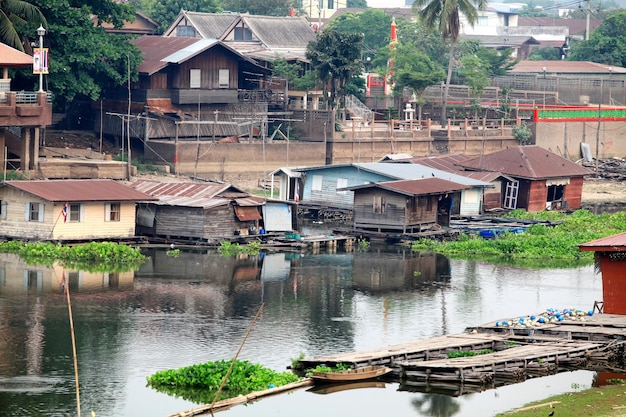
[4,180,154,202]
[0,43,33,66]
[241,15,316,49]
[461,34,539,48]
[457,146,593,179]
[171,12,239,39]
[579,232,626,252]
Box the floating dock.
[297,313,626,393]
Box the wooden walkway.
[297,313,626,393]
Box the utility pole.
[585,0,591,40]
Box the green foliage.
[166,248,181,258]
[306,28,364,111]
[309,363,351,373]
[529,46,561,61]
[411,210,626,268]
[513,123,533,144]
[447,349,493,358]
[217,241,261,256]
[326,9,393,52]
[392,45,445,100]
[568,11,626,67]
[0,0,47,51]
[357,237,370,251]
[0,240,146,272]
[146,359,301,403]
[459,54,489,95]
[271,57,316,92]
[290,352,305,369]
[222,0,295,17]
[2,170,28,180]
[22,0,142,108]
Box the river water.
[0,247,605,417]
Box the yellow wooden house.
[0,180,154,241]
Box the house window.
[234,27,252,41]
[336,178,348,194]
[176,26,195,37]
[219,69,229,88]
[68,203,82,222]
[25,202,44,222]
[106,203,121,222]
[24,270,43,290]
[312,175,323,191]
[190,69,201,89]
[327,0,334,9]
[0,200,6,220]
[373,195,386,214]
[477,15,488,26]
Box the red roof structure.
[348,177,470,195]
[457,146,592,180]
[579,232,626,252]
[5,180,154,202]
[0,43,33,67]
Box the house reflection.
[352,250,451,292]
[0,253,134,295]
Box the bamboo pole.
[64,273,82,417]
[209,303,265,410]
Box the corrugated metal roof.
[0,43,33,66]
[234,196,264,207]
[131,179,241,198]
[355,163,494,188]
[406,154,514,182]
[461,34,539,48]
[579,232,626,252]
[234,206,261,221]
[175,12,239,39]
[148,195,229,209]
[458,146,593,179]
[4,180,154,202]
[511,60,626,74]
[132,36,199,75]
[241,16,316,49]
[162,38,220,63]
[348,178,470,196]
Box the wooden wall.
[599,254,626,315]
[564,176,584,210]
[170,48,239,90]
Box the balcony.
[0,91,53,128]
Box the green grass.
[497,380,626,416]
[411,209,626,268]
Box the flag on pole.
[62,202,68,222]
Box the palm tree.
[412,0,487,127]
[0,0,47,52]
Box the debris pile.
[582,157,626,180]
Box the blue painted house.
[273,163,493,217]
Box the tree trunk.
[441,41,456,128]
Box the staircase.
[345,95,373,124]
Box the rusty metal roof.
[0,43,33,66]
[458,146,593,179]
[348,178,470,196]
[130,180,262,209]
[4,180,154,202]
[131,179,243,198]
[511,60,626,74]
[579,232,626,252]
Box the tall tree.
[568,11,626,67]
[412,0,487,127]
[326,9,392,52]
[392,45,445,122]
[21,0,141,108]
[0,0,47,51]
[306,28,364,111]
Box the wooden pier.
[297,313,626,393]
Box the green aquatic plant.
[217,241,261,256]
[146,359,301,403]
[447,349,494,359]
[411,210,626,268]
[0,241,146,272]
[308,363,351,373]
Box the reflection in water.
[412,394,461,417]
[0,248,610,417]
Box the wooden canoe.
[310,365,392,382]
